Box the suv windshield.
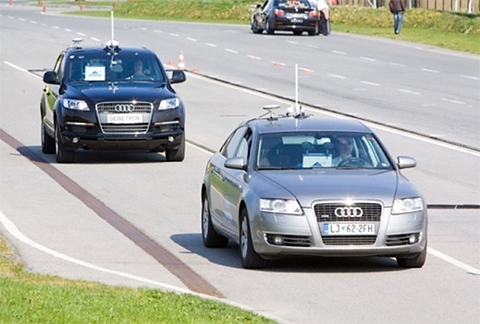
[257,132,392,169]
[66,51,166,83]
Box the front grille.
[96,101,153,134]
[96,102,152,114]
[265,234,312,247]
[314,202,382,222]
[322,236,377,246]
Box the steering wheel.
[338,157,370,167]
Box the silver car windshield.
[257,132,392,170]
[67,52,166,83]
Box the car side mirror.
[225,157,247,171]
[43,71,60,85]
[170,70,186,84]
[397,156,416,169]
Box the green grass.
[53,0,480,54]
[0,237,274,323]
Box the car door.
[208,126,252,238]
[43,54,64,132]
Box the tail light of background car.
[274,9,285,16]
[309,11,317,17]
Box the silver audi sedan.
[201,108,427,269]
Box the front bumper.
[60,121,184,151]
[252,207,427,258]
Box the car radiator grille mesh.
[321,236,377,245]
[96,102,153,133]
[314,202,382,246]
[314,202,382,222]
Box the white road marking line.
[169,33,179,37]
[205,43,217,47]
[52,26,59,29]
[4,61,40,79]
[187,37,197,42]
[308,45,320,49]
[332,50,346,55]
[421,68,439,73]
[441,98,466,105]
[361,57,376,62]
[328,74,345,79]
[247,55,261,60]
[154,30,162,33]
[0,210,192,294]
[389,62,405,67]
[64,28,72,32]
[399,89,419,95]
[460,75,479,80]
[287,40,298,44]
[428,247,480,275]
[225,48,238,54]
[19,18,26,21]
[77,32,85,36]
[91,37,100,42]
[361,81,380,86]
[30,20,37,24]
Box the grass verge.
[0,236,274,323]
[56,0,480,54]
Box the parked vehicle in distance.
[201,105,427,269]
[40,38,187,163]
[250,0,318,36]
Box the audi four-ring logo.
[334,207,363,217]
[115,104,134,112]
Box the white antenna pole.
[111,11,114,43]
[295,63,299,113]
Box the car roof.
[63,42,156,57]
[245,114,372,135]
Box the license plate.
[322,223,375,236]
[291,18,304,23]
[107,114,143,124]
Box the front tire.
[240,208,267,269]
[397,241,427,268]
[55,123,75,163]
[41,119,55,154]
[166,134,185,162]
[202,195,228,248]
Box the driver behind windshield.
[333,136,354,166]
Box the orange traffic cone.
[178,50,185,70]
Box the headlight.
[260,198,302,215]
[392,197,423,214]
[62,99,89,111]
[159,98,180,110]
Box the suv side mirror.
[43,71,60,85]
[170,70,186,84]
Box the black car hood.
[66,82,175,103]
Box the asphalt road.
[1,2,479,324]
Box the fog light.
[408,234,418,244]
[72,137,79,144]
[168,136,174,142]
[273,236,283,245]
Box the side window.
[53,54,64,81]
[236,128,253,162]
[219,126,247,159]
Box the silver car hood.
[260,169,399,207]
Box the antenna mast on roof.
[106,11,119,48]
